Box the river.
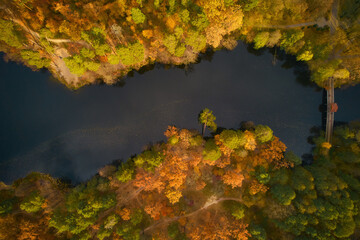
[1,43,360,183]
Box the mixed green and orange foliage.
[2,111,360,239]
[0,0,359,88]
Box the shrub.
[271,184,296,205]
[104,214,120,229]
[0,199,13,215]
[20,191,45,213]
[185,30,207,52]
[255,166,270,184]
[189,135,203,146]
[168,0,177,13]
[20,50,51,69]
[167,222,186,239]
[296,50,314,61]
[334,219,356,238]
[74,231,91,240]
[80,48,96,59]
[97,228,112,240]
[117,42,145,66]
[168,136,180,145]
[254,31,270,49]
[311,65,336,85]
[243,0,261,11]
[180,9,190,23]
[191,13,209,31]
[115,163,134,182]
[130,209,143,225]
[280,30,304,50]
[175,44,186,57]
[64,56,87,75]
[254,125,273,143]
[108,55,121,65]
[0,19,25,48]
[285,151,302,166]
[219,130,242,149]
[131,8,146,24]
[134,150,164,171]
[84,61,101,72]
[154,0,160,8]
[164,34,178,54]
[174,27,184,39]
[64,54,100,75]
[333,68,350,79]
[94,44,111,56]
[164,35,185,57]
[249,224,267,240]
[203,139,222,161]
[223,201,246,220]
[81,28,110,56]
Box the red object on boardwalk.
[330,103,338,113]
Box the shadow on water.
[243,43,321,91]
[95,48,210,88]
[108,41,319,92]
[110,158,125,168]
[30,41,319,92]
[303,108,350,166]
[273,49,321,91]
[320,89,327,131]
[99,48,216,88]
[246,44,267,56]
[299,125,323,165]
[92,41,322,100]
[299,90,328,165]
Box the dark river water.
[1,43,360,183]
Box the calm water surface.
[1,43,360,183]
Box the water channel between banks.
[1,42,360,183]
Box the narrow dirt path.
[255,21,317,29]
[143,197,242,234]
[254,0,338,31]
[253,17,330,29]
[329,0,340,34]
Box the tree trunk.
[202,123,206,137]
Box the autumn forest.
[0,0,359,88]
[1,0,360,239]
[2,110,360,239]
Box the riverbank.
[1,121,360,239]
[0,0,359,89]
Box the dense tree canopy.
[0,0,359,88]
[1,112,360,239]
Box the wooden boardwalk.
[324,0,340,143]
[325,77,335,143]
